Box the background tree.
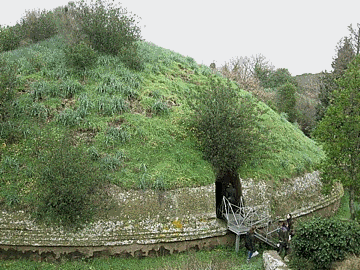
[331,37,355,77]
[314,55,360,220]
[277,82,297,123]
[219,54,276,103]
[348,23,360,56]
[316,36,355,122]
[190,77,268,216]
[315,71,337,121]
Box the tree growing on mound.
[190,77,268,215]
[314,55,360,220]
[32,130,108,228]
[58,0,143,70]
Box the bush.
[19,9,58,43]
[263,68,298,89]
[64,41,98,72]
[291,217,360,269]
[0,24,23,52]
[33,131,107,228]
[65,0,143,70]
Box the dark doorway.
[215,170,243,219]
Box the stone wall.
[0,171,343,258]
[263,250,291,270]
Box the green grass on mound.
[0,35,324,209]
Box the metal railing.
[222,196,279,249]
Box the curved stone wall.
[0,171,343,259]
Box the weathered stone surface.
[263,250,291,270]
[0,171,344,258]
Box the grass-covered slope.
[0,36,324,200]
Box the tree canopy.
[190,77,267,176]
[314,55,360,220]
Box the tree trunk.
[349,188,356,220]
[229,171,243,205]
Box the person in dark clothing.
[286,213,292,231]
[278,222,289,259]
[225,183,237,205]
[286,213,294,240]
[245,225,257,263]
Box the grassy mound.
[0,36,324,209]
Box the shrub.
[291,217,360,269]
[19,9,58,43]
[64,40,98,72]
[0,24,23,52]
[67,0,143,70]
[33,131,107,228]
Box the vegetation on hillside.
[289,191,360,270]
[314,55,360,220]
[0,0,324,227]
[316,24,360,123]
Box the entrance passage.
[221,196,279,252]
[215,171,242,219]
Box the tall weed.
[97,96,128,116]
[56,108,82,126]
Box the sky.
[1,0,359,76]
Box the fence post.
[235,234,240,253]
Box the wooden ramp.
[221,196,279,252]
